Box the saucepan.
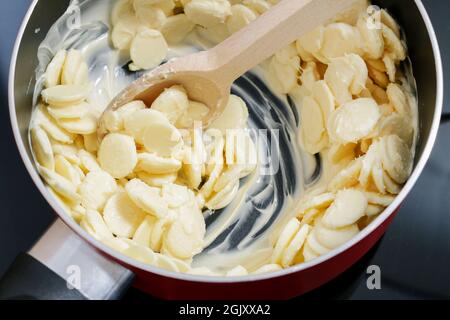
[0,0,443,300]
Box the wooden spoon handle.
[211,0,359,85]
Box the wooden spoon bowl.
[99,0,358,137]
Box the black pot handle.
[0,253,86,300]
[0,219,134,300]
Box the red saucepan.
[0,0,443,299]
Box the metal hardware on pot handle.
[0,219,134,300]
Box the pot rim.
[8,0,443,284]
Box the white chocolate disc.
[266,54,300,94]
[211,95,250,133]
[124,108,171,144]
[383,170,401,195]
[61,49,84,85]
[151,85,190,125]
[130,27,168,70]
[327,98,380,144]
[363,190,395,207]
[226,265,249,277]
[297,192,335,215]
[371,160,386,194]
[328,158,362,192]
[187,267,219,276]
[383,54,396,82]
[58,112,98,135]
[214,166,241,192]
[271,218,300,264]
[161,14,195,44]
[381,24,406,61]
[324,57,355,106]
[300,62,320,93]
[124,242,157,265]
[184,0,231,28]
[136,152,182,174]
[31,126,55,171]
[83,133,99,153]
[322,189,367,229]
[378,113,414,147]
[386,83,410,116]
[300,208,322,226]
[98,133,138,179]
[137,171,177,188]
[195,23,230,45]
[243,0,271,14]
[366,204,384,217]
[105,100,147,133]
[41,84,90,108]
[39,166,80,203]
[161,255,191,273]
[134,1,167,29]
[125,178,168,218]
[206,180,239,210]
[226,4,257,34]
[357,15,384,60]
[111,0,134,26]
[162,183,192,209]
[33,104,75,144]
[200,158,224,199]
[100,236,130,252]
[84,209,114,240]
[302,242,319,262]
[381,9,401,38]
[315,220,359,249]
[328,143,356,164]
[78,149,101,173]
[78,170,117,211]
[176,101,210,128]
[154,254,182,272]
[325,54,368,105]
[51,144,80,166]
[359,140,379,187]
[45,50,67,88]
[150,217,171,252]
[296,40,315,62]
[281,224,311,267]
[55,155,82,187]
[148,0,175,16]
[305,231,330,256]
[111,14,140,50]
[133,216,156,247]
[298,26,324,58]
[164,201,206,260]
[332,0,368,25]
[103,192,146,238]
[143,121,183,157]
[73,60,89,85]
[71,204,86,223]
[312,80,335,123]
[321,23,363,60]
[252,264,282,275]
[347,54,368,95]
[300,96,326,151]
[380,135,412,184]
[47,102,90,120]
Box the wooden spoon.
[99,0,358,134]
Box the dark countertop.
[1,0,449,300]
